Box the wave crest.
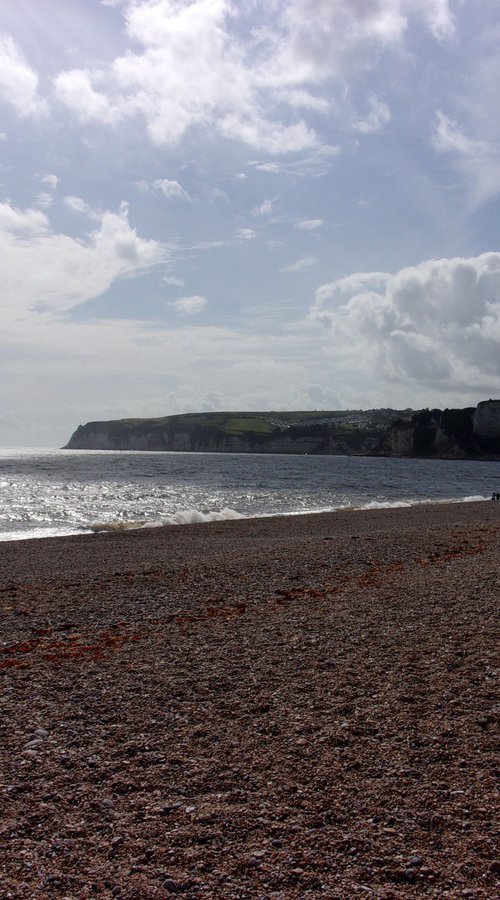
[89,507,245,533]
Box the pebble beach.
[0,501,499,898]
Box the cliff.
[63,410,402,455]
[63,401,500,458]
[374,400,500,459]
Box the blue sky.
[1,0,500,446]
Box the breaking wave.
[89,507,245,533]
[361,494,486,511]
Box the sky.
[1,0,500,447]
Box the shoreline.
[0,494,492,550]
[1,500,499,897]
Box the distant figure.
[491,492,500,500]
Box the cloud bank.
[49,0,454,152]
[0,200,165,316]
[310,252,500,393]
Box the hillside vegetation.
[64,401,500,458]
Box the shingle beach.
[1,501,499,898]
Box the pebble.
[102,799,114,809]
[157,802,182,816]
[163,878,179,893]
[402,869,416,882]
[407,855,423,868]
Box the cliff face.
[64,418,383,456]
[374,400,500,459]
[63,401,500,458]
[473,399,500,438]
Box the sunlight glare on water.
[0,448,498,540]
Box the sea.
[0,448,499,542]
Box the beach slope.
[0,502,498,898]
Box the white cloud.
[64,195,98,217]
[163,275,185,287]
[36,192,55,210]
[310,252,500,390]
[236,228,257,241]
[0,200,165,316]
[219,114,317,153]
[269,0,454,86]
[295,218,323,230]
[34,175,59,210]
[54,68,120,125]
[207,187,229,203]
[55,0,316,153]
[281,255,318,273]
[432,110,500,208]
[298,383,341,408]
[0,35,47,117]
[250,149,339,180]
[432,111,485,156]
[153,178,191,200]
[50,0,453,153]
[172,294,208,315]
[252,197,275,217]
[41,174,59,191]
[414,0,455,40]
[275,88,331,113]
[353,95,391,134]
[0,203,49,234]
[254,162,281,174]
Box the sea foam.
[89,506,245,533]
